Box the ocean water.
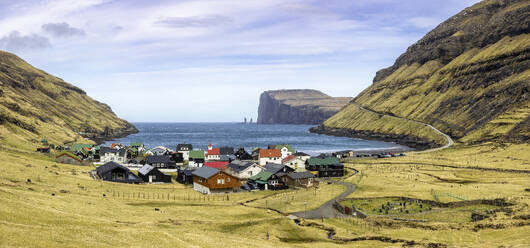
[103,123,409,155]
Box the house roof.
[294,152,310,157]
[227,161,254,173]
[189,150,205,159]
[56,151,82,162]
[179,169,194,176]
[282,155,297,164]
[146,155,172,164]
[274,144,294,153]
[259,149,281,158]
[138,164,155,175]
[219,154,235,161]
[287,171,315,180]
[249,171,273,183]
[264,163,287,174]
[177,144,193,151]
[130,142,144,147]
[206,148,220,156]
[219,147,234,155]
[204,161,229,170]
[307,157,341,166]
[192,166,220,179]
[71,144,92,152]
[96,161,129,175]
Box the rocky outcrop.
[257,89,351,125]
[320,0,530,145]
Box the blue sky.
[0,0,481,122]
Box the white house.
[293,152,311,162]
[225,161,263,181]
[177,144,193,161]
[100,147,127,164]
[258,149,282,166]
[282,155,307,172]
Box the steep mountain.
[0,50,137,149]
[313,0,529,148]
[257,89,352,125]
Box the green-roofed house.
[56,152,84,166]
[70,144,93,152]
[189,150,205,167]
[248,170,286,190]
[305,157,344,178]
[130,142,144,148]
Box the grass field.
[0,141,529,247]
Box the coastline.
[309,125,441,151]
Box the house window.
[227,178,230,182]
[217,179,221,184]
[198,178,203,182]
[249,171,253,176]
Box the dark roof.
[287,171,315,179]
[219,147,234,155]
[96,161,129,175]
[146,155,172,164]
[219,154,236,161]
[227,161,253,173]
[192,166,219,179]
[177,144,193,151]
[178,169,194,176]
[294,152,310,156]
[264,163,286,174]
[138,164,155,175]
[307,157,341,166]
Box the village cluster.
[48,141,347,194]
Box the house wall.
[100,154,126,164]
[284,158,306,172]
[193,182,210,194]
[193,172,241,190]
[280,147,292,159]
[180,151,189,161]
[259,156,281,166]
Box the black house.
[263,163,295,175]
[96,161,142,183]
[305,157,344,177]
[219,147,235,155]
[235,147,252,160]
[170,152,184,164]
[146,155,176,168]
[138,165,172,183]
[176,144,193,152]
[176,169,194,184]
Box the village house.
[188,150,205,167]
[177,144,193,161]
[281,171,317,188]
[36,147,50,153]
[258,149,282,166]
[96,161,142,183]
[225,161,263,182]
[282,155,307,172]
[305,157,344,177]
[251,148,261,160]
[204,161,229,170]
[169,152,184,165]
[206,144,220,160]
[176,169,194,184]
[146,155,176,169]
[149,146,170,156]
[234,147,252,160]
[219,147,235,156]
[137,164,172,183]
[100,147,128,164]
[192,166,242,194]
[248,171,287,190]
[55,152,84,165]
[263,163,295,175]
[293,152,311,162]
[70,144,93,153]
[332,150,355,159]
[269,144,294,159]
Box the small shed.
[137,165,172,183]
[56,152,83,165]
[177,169,194,184]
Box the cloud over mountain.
[0,31,51,52]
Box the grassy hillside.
[321,0,529,146]
[0,50,137,150]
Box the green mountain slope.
[0,50,137,150]
[315,0,530,148]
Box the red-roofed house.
[282,155,307,172]
[258,149,281,166]
[206,146,220,161]
[204,161,229,170]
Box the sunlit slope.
[0,50,136,149]
[323,0,530,145]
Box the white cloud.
[0,31,51,52]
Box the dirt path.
[291,180,356,219]
[351,102,454,153]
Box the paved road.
[291,181,356,219]
[351,102,454,153]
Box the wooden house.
[138,164,172,183]
[96,161,142,183]
[146,155,176,169]
[189,150,205,167]
[281,172,317,188]
[177,144,193,161]
[192,166,241,194]
[248,171,287,190]
[56,152,83,165]
[305,157,344,177]
[177,169,194,184]
[258,149,282,166]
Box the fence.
[108,190,232,202]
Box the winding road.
[291,181,356,219]
[351,102,454,153]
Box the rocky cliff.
[314,0,529,147]
[0,50,137,149]
[257,89,351,125]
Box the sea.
[103,123,410,156]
